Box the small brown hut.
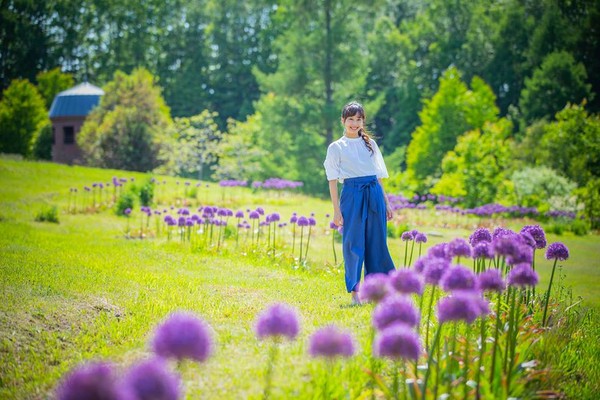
[49,82,104,164]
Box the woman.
[323,101,396,304]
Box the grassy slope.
[1,156,599,399]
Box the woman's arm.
[378,178,393,221]
[329,180,343,226]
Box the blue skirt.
[340,175,395,292]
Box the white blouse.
[323,135,389,182]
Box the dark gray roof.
[49,82,104,118]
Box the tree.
[159,110,222,180]
[538,102,600,187]
[212,114,266,181]
[519,51,592,124]
[405,68,499,192]
[0,79,48,156]
[78,68,171,171]
[36,68,74,109]
[431,118,514,207]
[510,166,576,209]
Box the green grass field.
[1,156,599,399]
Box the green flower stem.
[263,340,279,400]
[299,226,304,264]
[542,258,559,327]
[489,291,502,385]
[403,241,409,267]
[475,312,487,398]
[408,241,415,267]
[304,226,312,260]
[425,286,438,352]
[331,229,338,265]
[463,323,471,399]
[423,324,442,399]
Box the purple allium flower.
[358,273,390,303]
[437,291,488,324]
[255,303,300,340]
[308,217,316,226]
[270,213,281,222]
[440,264,477,292]
[507,264,539,287]
[521,225,547,249]
[248,211,260,219]
[492,235,532,265]
[545,242,570,261]
[413,256,428,273]
[477,269,505,292]
[472,242,494,259]
[290,215,298,224]
[423,257,451,285]
[124,208,132,216]
[469,228,492,246]
[519,231,536,249]
[492,227,516,240]
[297,216,309,227]
[308,326,355,358]
[256,207,265,215]
[401,231,414,241]
[373,295,420,330]
[389,269,424,295]
[56,362,123,400]
[329,221,338,229]
[428,243,451,260]
[151,312,213,362]
[414,233,428,243]
[448,238,472,258]
[122,358,181,400]
[374,323,421,361]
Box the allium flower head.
[492,227,516,240]
[440,264,477,292]
[358,273,390,303]
[545,242,569,261]
[389,269,424,295]
[329,221,338,229]
[414,233,428,243]
[521,225,547,249]
[448,238,472,258]
[519,231,536,248]
[290,215,298,224]
[437,291,488,324]
[507,264,539,287]
[248,211,260,219]
[124,208,132,216]
[235,210,244,218]
[308,217,316,226]
[122,358,181,400]
[413,256,428,273]
[423,257,451,285]
[308,326,355,358]
[477,269,505,292]
[469,228,492,246]
[493,234,533,265]
[374,323,421,361]
[151,312,213,362]
[428,243,451,260]
[297,216,309,227]
[373,295,420,330]
[401,231,414,241]
[255,303,300,340]
[472,242,494,259]
[56,362,124,400]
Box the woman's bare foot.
[351,291,361,306]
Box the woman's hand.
[333,209,344,227]
[385,204,393,221]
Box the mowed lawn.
[1,156,599,399]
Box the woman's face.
[342,113,364,135]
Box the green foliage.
[405,69,499,193]
[539,103,600,187]
[432,119,513,207]
[0,79,48,157]
[35,68,74,109]
[212,115,265,181]
[510,166,577,208]
[31,123,53,160]
[158,110,222,180]
[137,179,154,207]
[34,205,59,223]
[77,68,172,172]
[520,51,592,124]
[576,178,600,230]
[115,190,136,216]
[570,219,590,236]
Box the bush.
[138,179,155,206]
[545,223,565,236]
[570,219,589,236]
[35,205,59,223]
[31,123,53,160]
[115,191,136,216]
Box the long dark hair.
[342,101,374,155]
